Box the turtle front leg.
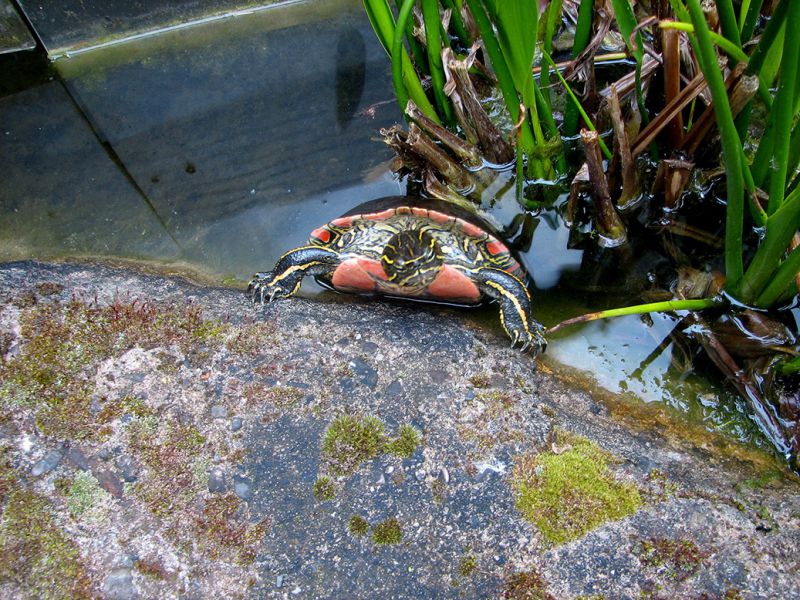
[249,246,340,303]
[471,267,547,353]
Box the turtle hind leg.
[470,267,547,353]
[249,246,340,304]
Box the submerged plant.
[363,0,800,469]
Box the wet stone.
[386,380,403,398]
[234,481,252,501]
[230,417,243,432]
[208,468,227,494]
[349,358,378,389]
[65,446,89,471]
[429,368,449,384]
[210,404,228,419]
[103,568,136,600]
[31,449,63,477]
[115,455,140,482]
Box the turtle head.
[381,228,443,288]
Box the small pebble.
[438,467,450,484]
[210,404,228,419]
[208,468,227,493]
[230,417,243,432]
[415,468,427,482]
[102,568,136,600]
[234,481,252,500]
[115,455,139,483]
[276,575,284,588]
[31,450,63,477]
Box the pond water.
[0,0,775,456]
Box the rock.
[210,404,228,419]
[64,446,89,471]
[385,380,404,398]
[115,455,140,482]
[230,417,243,432]
[349,358,378,389]
[102,568,136,600]
[31,449,62,476]
[234,481,252,501]
[208,468,227,493]
[93,468,124,499]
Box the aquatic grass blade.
[463,0,535,154]
[739,187,800,305]
[563,0,594,137]
[755,245,800,308]
[421,0,454,124]
[686,0,745,286]
[765,0,800,213]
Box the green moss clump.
[458,553,477,577]
[371,517,403,545]
[65,471,110,521]
[385,424,422,458]
[637,537,707,581]
[348,515,369,536]
[321,415,386,476]
[503,570,554,600]
[0,487,93,599]
[313,476,336,501]
[511,432,642,545]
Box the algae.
[511,431,642,545]
[321,414,386,476]
[64,471,111,522]
[502,569,554,600]
[384,424,422,458]
[635,537,708,581]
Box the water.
[0,0,773,456]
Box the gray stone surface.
[0,260,798,599]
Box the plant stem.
[563,0,595,137]
[687,0,745,286]
[464,0,535,154]
[543,51,612,160]
[755,245,800,308]
[766,0,800,213]
[392,0,441,123]
[421,0,454,124]
[547,298,721,334]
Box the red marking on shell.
[330,216,353,227]
[426,209,452,224]
[485,240,507,256]
[331,258,386,292]
[364,208,396,221]
[427,265,481,302]
[310,227,331,243]
[411,207,428,218]
[460,221,484,237]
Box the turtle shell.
[308,196,525,305]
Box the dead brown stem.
[607,86,640,208]
[446,49,514,165]
[652,158,694,211]
[662,27,684,147]
[405,100,482,168]
[581,129,627,245]
[406,123,474,190]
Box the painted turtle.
[248,196,546,352]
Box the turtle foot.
[508,321,547,355]
[248,272,291,304]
